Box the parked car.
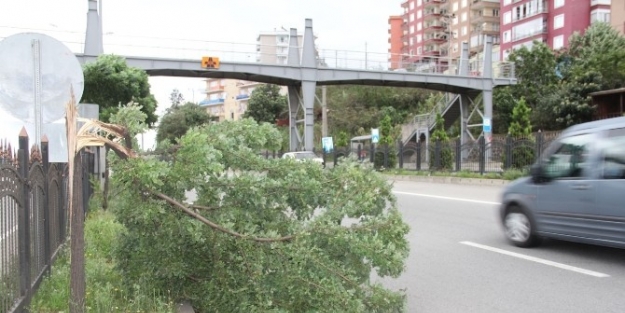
[282,151,325,167]
[499,117,625,249]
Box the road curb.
[384,175,510,186]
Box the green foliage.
[111,118,410,312]
[156,102,214,145]
[508,98,532,137]
[504,98,535,169]
[374,114,398,169]
[29,209,175,313]
[566,22,625,90]
[430,113,453,170]
[82,54,158,126]
[243,84,288,124]
[335,131,349,147]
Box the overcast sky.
[0,0,401,150]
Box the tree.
[374,114,398,169]
[506,98,535,169]
[430,113,453,170]
[566,22,625,90]
[98,118,410,312]
[169,89,185,108]
[82,55,158,126]
[156,102,214,144]
[243,84,288,124]
[335,131,349,148]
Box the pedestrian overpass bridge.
[75,0,517,152]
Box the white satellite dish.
[0,32,84,121]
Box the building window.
[492,9,499,16]
[417,0,422,6]
[554,14,564,30]
[512,18,545,41]
[453,2,458,11]
[417,10,422,19]
[410,25,415,33]
[410,13,415,22]
[461,0,467,8]
[461,12,467,22]
[417,22,422,31]
[503,0,512,5]
[453,15,459,25]
[410,37,414,45]
[553,35,564,50]
[554,0,564,9]
[417,47,422,54]
[503,30,511,43]
[503,11,511,24]
[417,34,422,43]
[410,1,415,10]
[461,26,468,36]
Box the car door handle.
[571,184,591,190]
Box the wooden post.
[69,149,86,313]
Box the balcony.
[424,32,449,44]
[471,23,500,35]
[199,98,225,106]
[423,21,447,32]
[424,0,446,9]
[511,26,548,42]
[472,10,500,24]
[512,6,548,22]
[470,34,501,52]
[470,0,500,9]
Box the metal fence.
[262,132,560,174]
[0,131,92,313]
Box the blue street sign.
[371,128,380,143]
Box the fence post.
[505,135,512,170]
[416,141,421,171]
[333,148,338,166]
[398,141,404,169]
[42,136,52,276]
[357,145,362,162]
[535,130,543,160]
[18,128,32,300]
[435,140,441,170]
[370,143,375,163]
[384,144,389,169]
[455,138,461,172]
[322,149,327,168]
[479,136,486,175]
[265,150,269,159]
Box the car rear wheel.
[504,206,540,248]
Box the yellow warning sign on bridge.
[201,56,220,69]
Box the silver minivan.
[500,117,625,249]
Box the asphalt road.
[378,180,625,313]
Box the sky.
[0,0,401,152]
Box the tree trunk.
[70,151,86,313]
[102,147,110,210]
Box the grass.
[385,168,529,181]
[28,207,176,313]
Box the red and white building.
[500,0,612,60]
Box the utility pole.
[322,86,328,138]
[365,42,368,70]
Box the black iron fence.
[0,131,93,313]
[262,132,560,174]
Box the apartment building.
[610,0,624,34]
[388,0,501,70]
[500,0,611,61]
[256,28,304,65]
[199,79,257,121]
[388,15,404,68]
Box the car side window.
[541,133,593,180]
[599,128,625,180]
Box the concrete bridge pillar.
[85,0,103,56]
[300,19,317,151]
[287,28,302,151]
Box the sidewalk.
[384,174,510,186]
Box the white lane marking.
[460,241,610,278]
[393,191,500,205]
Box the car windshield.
[294,152,318,159]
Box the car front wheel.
[503,206,541,248]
